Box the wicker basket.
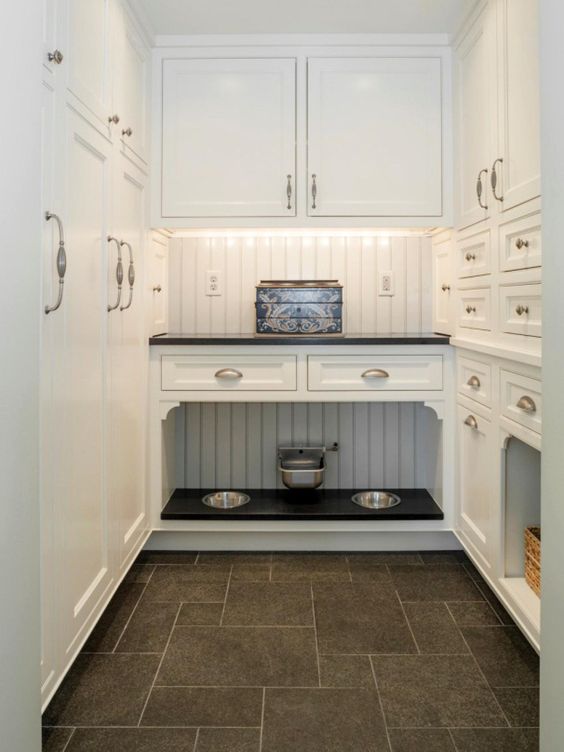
[524,526,541,596]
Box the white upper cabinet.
[63,0,112,126]
[161,58,297,218]
[495,0,540,212]
[455,4,496,229]
[307,58,443,218]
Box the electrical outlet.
[205,270,222,296]
[378,271,394,296]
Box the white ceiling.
[136,0,476,37]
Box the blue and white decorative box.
[255,280,344,336]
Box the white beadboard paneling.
[168,234,433,334]
[175,401,437,490]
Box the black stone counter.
[149,332,450,346]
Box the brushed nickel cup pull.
[361,369,390,379]
[44,211,67,315]
[108,114,120,124]
[48,49,64,64]
[516,395,537,413]
[311,174,317,210]
[465,305,476,314]
[441,284,451,292]
[515,238,529,250]
[467,375,481,389]
[107,236,123,312]
[286,174,292,210]
[476,168,488,210]
[215,368,243,380]
[465,252,476,261]
[464,415,479,430]
[119,241,135,311]
[491,158,504,202]
[515,305,529,316]
[122,127,133,137]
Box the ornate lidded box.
[255,280,343,336]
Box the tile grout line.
[60,727,76,752]
[259,687,266,752]
[192,727,200,752]
[219,566,234,626]
[447,727,461,752]
[111,569,155,654]
[392,578,420,655]
[310,584,322,687]
[369,656,394,752]
[136,601,183,728]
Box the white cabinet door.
[455,4,496,229]
[59,106,114,661]
[458,404,496,573]
[162,58,296,218]
[108,153,148,574]
[63,0,112,125]
[113,3,149,162]
[149,233,169,336]
[496,0,540,211]
[307,58,442,217]
[432,234,454,335]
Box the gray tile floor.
[42,551,540,752]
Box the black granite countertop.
[149,332,450,346]
[161,488,443,521]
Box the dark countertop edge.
[149,333,451,346]
[161,511,444,520]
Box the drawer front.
[499,284,542,338]
[162,355,297,391]
[500,369,542,434]
[499,214,541,273]
[457,356,492,407]
[458,288,491,331]
[307,355,443,392]
[457,230,491,278]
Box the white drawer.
[162,355,297,391]
[499,284,542,338]
[457,229,491,278]
[307,355,443,392]
[457,356,492,408]
[499,213,541,273]
[458,288,491,331]
[500,369,542,434]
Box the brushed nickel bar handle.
[467,375,481,389]
[286,174,292,210]
[107,236,123,312]
[464,415,478,430]
[311,174,317,210]
[516,395,537,413]
[215,368,243,380]
[44,211,67,315]
[491,158,504,202]
[119,241,135,311]
[361,369,390,379]
[476,168,488,210]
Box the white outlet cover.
[205,270,222,296]
[378,271,395,296]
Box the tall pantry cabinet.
[40,0,151,708]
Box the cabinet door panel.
[60,107,113,658]
[162,58,296,218]
[497,0,540,210]
[432,236,453,335]
[149,234,169,336]
[455,6,496,229]
[458,405,496,572]
[308,57,442,217]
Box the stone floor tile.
[319,654,375,688]
[388,728,456,752]
[347,552,423,565]
[450,728,539,751]
[390,564,484,602]
[123,564,155,584]
[271,554,350,581]
[81,583,145,653]
[176,602,224,626]
[403,602,469,654]
[461,627,539,687]
[136,551,197,565]
[42,727,75,752]
[141,687,263,727]
[493,687,540,727]
[65,727,197,751]
[195,727,261,752]
[115,600,179,653]
[447,601,502,627]
[222,582,313,626]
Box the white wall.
[0,1,42,750]
[539,1,564,748]
[169,233,432,335]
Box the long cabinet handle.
[44,211,67,315]
[311,174,317,210]
[107,236,123,312]
[491,158,504,202]
[464,415,478,430]
[215,368,243,380]
[361,369,390,379]
[119,241,135,311]
[286,174,292,210]
[476,169,488,210]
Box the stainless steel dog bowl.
[278,446,326,489]
[351,491,401,509]
[202,491,251,509]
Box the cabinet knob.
[465,252,476,262]
[465,305,476,314]
[47,49,64,64]
[441,284,451,292]
[516,395,536,413]
[467,375,481,389]
[515,238,529,250]
[515,305,529,316]
[122,127,133,137]
[108,114,120,124]
[464,415,479,430]
[153,285,162,293]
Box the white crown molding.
[154,32,451,49]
